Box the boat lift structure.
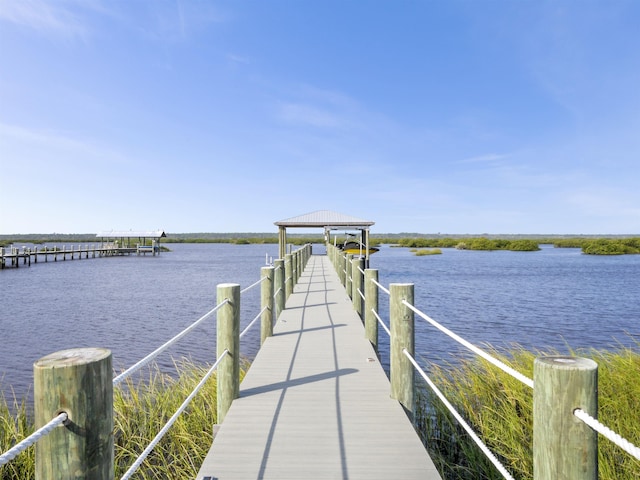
[274,210,375,264]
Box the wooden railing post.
[364,269,379,353]
[338,251,346,285]
[274,259,285,319]
[352,257,364,318]
[345,254,353,299]
[217,283,240,423]
[533,356,598,480]
[284,254,293,300]
[390,283,415,420]
[34,348,113,480]
[261,266,275,345]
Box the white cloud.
[277,103,346,128]
[0,0,89,38]
[0,122,129,169]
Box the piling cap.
[534,356,598,371]
[34,348,112,369]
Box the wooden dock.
[196,254,442,479]
[0,243,159,269]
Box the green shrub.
[418,346,640,479]
[413,248,442,256]
[508,240,540,251]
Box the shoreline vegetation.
[417,344,640,479]
[1,347,638,479]
[2,233,639,255]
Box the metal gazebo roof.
[274,210,375,259]
[274,210,374,229]
[96,230,167,239]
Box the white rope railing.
[371,308,391,337]
[404,349,515,480]
[371,278,390,296]
[240,306,268,339]
[113,299,229,387]
[241,276,266,294]
[358,288,365,300]
[573,408,640,460]
[0,412,68,466]
[360,263,638,473]
[403,300,534,389]
[120,349,229,480]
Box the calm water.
[1,243,639,401]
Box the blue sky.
[1,0,639,234]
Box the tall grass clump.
[411,248,443,256]
[0,391,35,479]
[417,345,640,479]
[0,359,245,479]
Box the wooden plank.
[197,255,441,479]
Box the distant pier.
[0,230,166,269]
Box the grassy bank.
[417,345,640,479]
[2,349,638,478]
[0,359,246,479]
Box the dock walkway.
[197,254,441,479]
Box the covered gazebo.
[274,210,375,261]
[96,230,166,254]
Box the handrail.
[403,349,515,480]
[0,412,68,466]
[241,275,267,294]
[327,242,639,475]
[120,349,230,480]
[240,306,268,339]
[0,243,313,476]
[113,299,230,387]
[403,300,534,389]
[371,277,390,296]
[573,408,640,460]
[371,308,390,337]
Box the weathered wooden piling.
[345,253,353,299]
[352,257,364,318]
[390,283,415,419]
[217,283,240,424]
[33,348,113,480]
[284,253,293,300]
[274,259,285,320]
[260,266,274,345]
[533,356,598,480]
[364,268,379,353]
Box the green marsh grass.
[411,248,443,256]
[417,345,640,479]
[2,350,638,479]
[1,359,247,479]
[0,391,35,479]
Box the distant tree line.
[2,233,639,255]
[393,237,541,251]
[554,237,640,255]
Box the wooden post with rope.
[274,259,285,319]
[217,283,240,424]
[260,266,275,345]
[352,257,364,318]
[533,356,598,480]
[34,348,113,479]
[390,283,415,420]
[364,269,379,354]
